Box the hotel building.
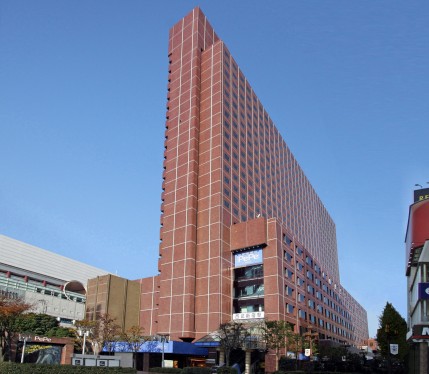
[87,7,368,370]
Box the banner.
[390,344,399,355]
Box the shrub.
[182,367,212,374]
[149,368,183,374]
[0,362,136,373]
[216,367,237,374]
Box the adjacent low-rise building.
[0,234,109,325]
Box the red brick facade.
[139,7,368,350]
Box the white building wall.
[0,234,109,284]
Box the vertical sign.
[418,283,429,299]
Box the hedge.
[0,362,136,374]
[216,367,237,374]
[149,368,183,374]
[181,367,212,374]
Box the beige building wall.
[86,274,140,332]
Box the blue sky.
[1,1,428,338]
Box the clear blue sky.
[1,1,428,338]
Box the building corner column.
[245,349,251,374]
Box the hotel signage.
[414,188,429,203]
[233,312,265,320]
[411,325,429,340]
[234,248,263,268]
[418,283,429,300]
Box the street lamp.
[78,328,90,355]
[158,334,169,368]
[20,335,31,364]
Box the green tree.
[121,325,150,353]
[13,313,74,338]
[121,326,150,368]
[262,320,293,371]
[74,319,97,354]
[0,295,33,361]
[216,322,249,366]
[289,332,310,370]
[76,313,121,354]
[376,302,408,360]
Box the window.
[283,234,292,246]
[235,264,263,280]
[235,284,264,298]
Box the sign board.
[412,325,429,337]
[305,349,311,357]
[233,312,265,320]
[418,283,429,299]
[72,358,82,366]
[414,188,429,203]
[390,344,399,355]
[234,249,263,268]
[85,358,96,367]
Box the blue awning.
[105,340,208,356]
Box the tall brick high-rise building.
[149,6,367,344]
[87,7,368,366]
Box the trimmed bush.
[182,367,212,374]
[216,367,237,374]
[0,362,136,373]
[149,368,183,374]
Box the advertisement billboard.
[414,188,429,203]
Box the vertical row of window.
[220,45,356,343]
[226,45,340,283]
[282,236,353,340]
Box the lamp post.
[20,335,30,364]
[78,328,90,355]
[158,334,169,368]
